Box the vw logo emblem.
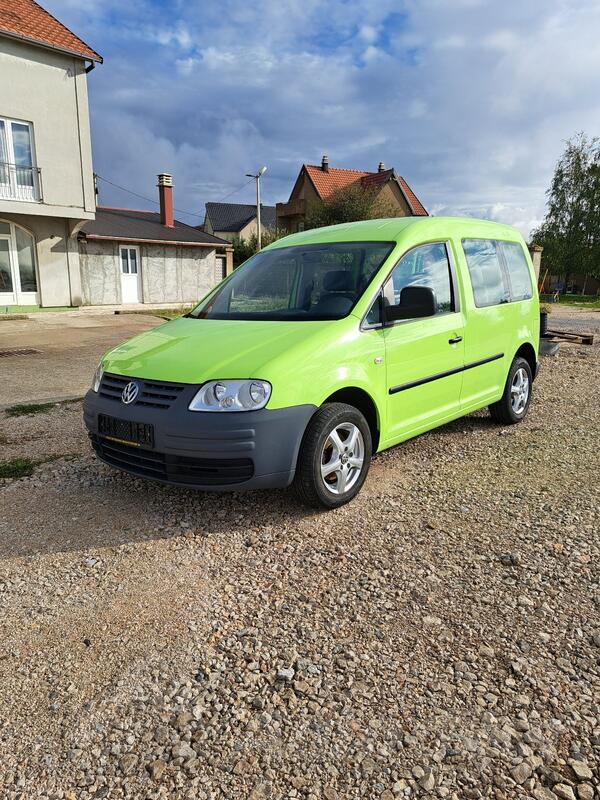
[121,381,139,405]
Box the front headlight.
[92,362,104,393]
[188,379,272,412]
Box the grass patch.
[5,402,55,417]
[0,458,36,479]
[540,293,600,309]
[0,453,77,480]
[152,305,194,320]
[0,305,76,314]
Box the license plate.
[98,414,154,448]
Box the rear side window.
[462,239,510,307]
[500,242,533,301]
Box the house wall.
[213,219,271,243]
[378,182,412,216]
[277,173,321,232]
[79,240,221,305]
[0,37,96,220]
[0,211,82,306]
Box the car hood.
[101,316,337,384]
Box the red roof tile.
[397,175,428,216]
[0,0,102,62]
[305,164,370,198]
[303,163,428,216]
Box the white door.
[120,245,142,303]
[0,220,38,306]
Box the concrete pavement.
[0,312,163,407]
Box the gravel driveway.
[0,309,598,799]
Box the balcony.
[0,162,43,203]
[276,198,306,218]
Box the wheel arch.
[323,386,380,450]
[514,342,537,379]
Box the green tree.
[531,133,600,292]
[304,184,399,230]
[231,228,284,268]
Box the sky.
[47,0,600,237]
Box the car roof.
[267,216,525,249]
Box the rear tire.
[489,356,533,425]
[294,402,372,509]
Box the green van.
[84,217,540,508]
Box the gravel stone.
[576,785,594,800]
[554,785,577,800]
[0,307,598,798]
[569,760,593,780]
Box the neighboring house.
[203,202,276,243]
[276,155,428,233]
[0,0,101,307]
[79,174,232,305]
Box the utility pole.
[246,166,267,250]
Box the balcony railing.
[275,198,306,218]
[0,162,42,202]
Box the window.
[15,226,37,292]
[0,117,37,200]
[0,219,38,300]
[120,247,139,274]
[462,239,510,308]
[500,241,533,301]
[191,241,394,321]
[366,242,454,325]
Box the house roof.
[0,0,102,62]
[205,202,276,233]
[80,208,230,247]
[303,164,428,216]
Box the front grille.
[99,373,186,409]
[91,435,254,486]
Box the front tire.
[294,402,372,509]
[489,356,533,424]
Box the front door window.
[0,221,38,305]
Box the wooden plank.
[546,329,594,345]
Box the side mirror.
[384,286,436,324]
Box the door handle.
[448,336,463,344]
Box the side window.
[384,242,454,317]
[500,242,533,301]
[462,239,510,307]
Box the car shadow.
[0,454,320,560]
[0,410,505,561]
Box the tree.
[304,184,399,230]
[531,133,600,292]
[231,229,284,268]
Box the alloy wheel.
[320,422,365,495]
[510,367,530,415]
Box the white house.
[0,0,102,308]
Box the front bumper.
[83,385,316,491]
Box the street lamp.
[246,165,267,250]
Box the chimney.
[321,154,329,173]
[157,173,174,228]
[378,161,385,173]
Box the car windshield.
[189,241,395,321]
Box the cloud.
[45,0,600,236]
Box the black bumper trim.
[83,390,316,491]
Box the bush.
[232,229,285,268]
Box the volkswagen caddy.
[84,217,540,508]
